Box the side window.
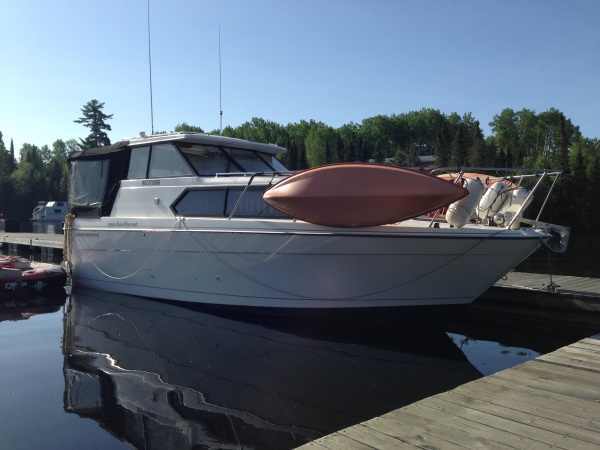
[128,146,150,179]
[172,189,227,216]
[172,188,289,218]
[226,188,288,217]
[148,144,193,178]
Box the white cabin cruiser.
[64,132,569,308]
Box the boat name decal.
[142,179,160,186]
[107,221,138,227]
[75,232,100,237]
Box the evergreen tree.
[556,113,570,171]
[298,143,308,169]
[434,122,451,166]
[469,121,487,167]
[451,126,468,167]
[285,139,299,170]
[587,149,600,228]
[74,99,113,149]
[335,133,345,163]
[324,141,332,164]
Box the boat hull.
[67,218,544,308]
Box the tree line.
[1,100,598,230]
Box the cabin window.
[266,155,289,172]
[172,187,289,218]
[69,159,109,207]
[225,188,288,217]
[180,145,232,176]
[148,143,193,178]
[223,149,273,172]
[178,143,289,175]
[172,189,227,216]
[128,146,150,179]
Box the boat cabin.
[67,133,292,219]
[31,200,69,222]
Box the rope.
[63,213,75,272]
[75,217,184,280]
[179,219,508,300]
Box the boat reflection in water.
[63,289,482,449]
[0,294,66,323]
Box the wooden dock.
[1,232,63,259]
[296,333,600,449]
[1,232,63,249]
[494,271,600,300]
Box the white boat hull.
[67,217,544,308]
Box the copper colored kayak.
[263,163,468,227]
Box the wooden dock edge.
[1,233,64,250]
[296,333,600,449]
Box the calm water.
[0,287,595,450]
[0,230,598,449]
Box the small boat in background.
[0,256,68,295]
[31,201,68,222]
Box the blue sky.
[1,0,598,152]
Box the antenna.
[147,0,155,135]
[219,25,223,136]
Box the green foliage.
[175,123,204,133]
[73,99,113,149]
[0,105,598,227]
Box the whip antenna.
[147,0,155,134]
[219,25,223,135]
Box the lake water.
[0,286,595,449]
[1,230,598,449]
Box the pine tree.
[469,121,487,167]
[74,99,113,149]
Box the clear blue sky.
[1,0,598,152]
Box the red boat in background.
[0,256,68,295]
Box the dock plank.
[358,417,465,450]
[439,390,600,444]
[313,432,381,450]
[495,272,600,297]
[338,423,415,449]
[296,334,600,450]
[417,395,593,450]
[539,353,600,372]
[383,408,514,449]
[456,378,600,422]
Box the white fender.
[477,182,509,220]
[501,188,533,229]
[446,178,485,228]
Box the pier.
[296,333,600,449]
[0,232,63,259]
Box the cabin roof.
[68,132,287,161]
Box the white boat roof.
[125,132,287,155]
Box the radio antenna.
[219,25,223,135]
[147,0,155,135]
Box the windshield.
[180,143,289,175]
